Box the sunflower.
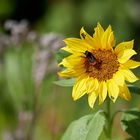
[58,23,140,108]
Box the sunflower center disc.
[85,49,119,81]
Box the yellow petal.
[93,23,104,47]
[107,79,119,102]
[64,38,92,53]
[101,25,115,49]
[61,46,73,53]
[80,27,96,48]
[108,31,115,47]
[98,81,107,104]
[123,60,140,69]
[86,77,99,93]
[93,23,104,38]
[115,40,134,54]
[120,69,138,83]
[113,71,125,86]
[88,91,98,108]
[63,54,85,68]
[58,58,71,67]
[58,69,77,78]
[119,84,131,101]
[72,75,88,100]
[117,49,137,63]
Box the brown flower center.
[85,49,119,81]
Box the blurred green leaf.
[4,45,34,111]
[126,138,135,140]
[128,84,140,95]
[61,111,105,140]
[121,108,140,140]
[0,0,14,17]
[4,49,25,110]
[39,3,76,35]
[39,74,56,106]
[55,50,71,63]
[19,44,35,109]
[54,78,75,87]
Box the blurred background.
[0,0,140,140]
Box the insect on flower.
[85,51,97,65]
[58,23,140,108]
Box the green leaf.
[121,108,140,140]
[61,111,105,140]
[54,78,75,87]
[128,84,140,95]
[55,50,71,63]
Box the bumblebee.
[85,51,97,65]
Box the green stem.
[104,100,123,140]
[106,99,112,140]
